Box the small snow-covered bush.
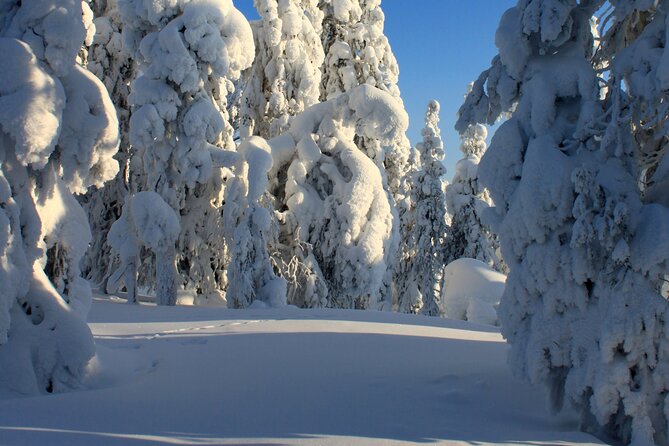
[441,259,505,326]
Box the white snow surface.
[0,296,605,446]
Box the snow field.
[0,297,604,446]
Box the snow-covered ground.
[0,297,605,446]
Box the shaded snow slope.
[0,298,604,445]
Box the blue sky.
[233,0,516,178]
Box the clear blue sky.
[233,0,516,179]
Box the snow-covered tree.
[458,1,669,444]
[118,0,254,303]
[395,100,448,315]
[80,0,135,289]
[595,1,669,197]
[274,84,407,309]
[0,0,119,393]
[445,123,504,272]
[319,0,412,306]
[457,0,603,438]
[240,0,324,139]
[567,4,669,443]
[320,0,399,100]
[107,192,180,305]
[318,0,409,185]
[224,137,287,309]
[238,0,326,306]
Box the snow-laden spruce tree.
[118,0,254,303]
[458,1,669,444]
[456,0,603,437]
[319,0,412,307]
[80,0,136,289]
[395,100,448,315]
[240,0,324,139]
[566,3,669,443]
[595,1,667,198]
[318,0,409,185]
[445,123,504,272]
[224,137,287,308]
[237,0,326,306]
[320,0,399,100]
[107,192,180,305]
[0,0,119,393]
[273,84,407,309]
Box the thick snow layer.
[58,65,120,194]
[442,259,506,326]
[0,267,95,395]
[0,38,64,169]
[238,136,273,202]
[35,168,94,316]
[1,0,86,76]
[347,84,409,144]
[0,297,604,445]
[130,191,180,252]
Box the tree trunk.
[156,247,178,306]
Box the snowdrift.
[441,258,506,325]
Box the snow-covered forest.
[1,0,669,445]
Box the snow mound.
[441,258,506,326]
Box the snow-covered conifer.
[80,0,135,289]
[566,4,669,443]
[224,137,287,309]
[395,100,448,315]
[107,191,180,305]
[319,0,412,306]
[0,0,119,393]
[445,123,503,272]
[457,2,669,444]
[319,0,409,183]
[240,0,325,139]
[457,0,603,436]
[272,84,407,309]
[320,0,399,100]
[238,0,326,305]
[118,0,254,303]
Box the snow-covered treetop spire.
[240,0,325,138]
[459,124,487,160]
[417,99,445,168]
[320,0,400,100]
